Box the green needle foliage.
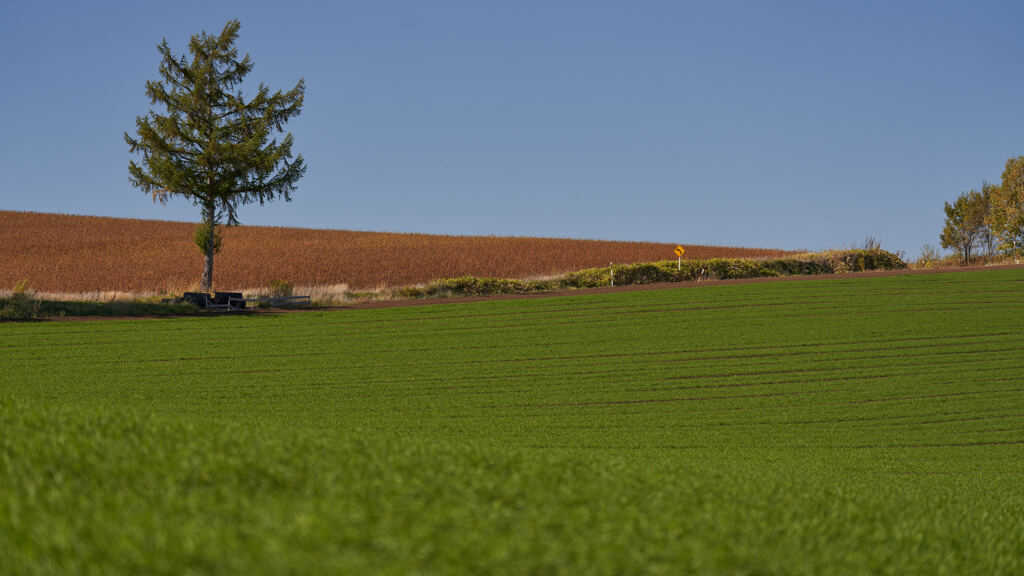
[193,221,223,257]
[125,19,306,291]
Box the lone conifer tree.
[126,20,305,291]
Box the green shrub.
[269,279,294,298]
[12,279,31,296]
[193,222,223,256]
[0,298,40,320]
[392,286,425,299]
[1,281,40,320]
[393,249,907,299]
[420,276,557,298]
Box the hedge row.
[392,249,907,299]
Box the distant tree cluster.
[941,156,1024,265]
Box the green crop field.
[2,269,1023,574]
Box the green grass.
[0,297,199,319]
[2,268,1023,574]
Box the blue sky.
[2,1,1022,256]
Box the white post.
[678,256,681,271]
[610,262,614,287]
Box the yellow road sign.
[674,245,685,257]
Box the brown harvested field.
[2,211,798,293]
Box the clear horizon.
[2,1,1022,257]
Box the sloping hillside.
[2,211,796,292]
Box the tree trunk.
[200,202,216,291]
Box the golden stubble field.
[2,211,797,293]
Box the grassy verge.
[1,249,907,317]
[397,248,906,298]
[0,296,198,320]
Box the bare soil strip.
[1,210,795,292]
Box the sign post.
[674,245,685,271]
